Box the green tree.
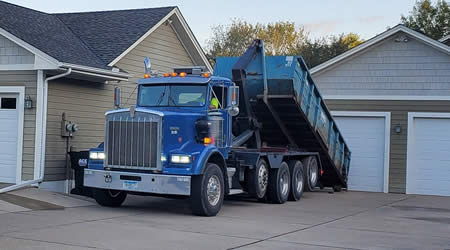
[401,0,450,40]
[296,33,363,68]
[206,19,307,64]
[206,20,364,68]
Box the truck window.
[210,86,227,109]
[138,85,207,107]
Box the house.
[440,35,450,46]
[0,2,211,192]
[311,25,450,196]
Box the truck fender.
[193,148,228,192]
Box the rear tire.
[288,161,304,201]
[248,159,269,200]
[92,188,127,207]
[267,162,290,204]
[302,156,319,192]
[191,163,224,216]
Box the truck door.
[209,85,230,148]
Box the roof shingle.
[0,1,175,69]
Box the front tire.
[92,188,127,207]
[288,161,304,201]
[191,163,224,216]
[302,156,319,192]
[267,162,290,204]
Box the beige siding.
[45,78,117,181]
[0,70,36,181]
[115,23,194,105]
[325,99,450,193]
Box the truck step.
[228,189,245,195]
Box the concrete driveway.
[1,188,450,250]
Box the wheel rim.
[207,175,221,206]
[310,159,318,187]
[295,169,303,193]
[108,190,121,198]
[280,170,289,196]
[258,163,268,193]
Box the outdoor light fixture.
[395,125,402,134]
[24,96,32,109]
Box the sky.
[5,0,419,48]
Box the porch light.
[24,96,32,109]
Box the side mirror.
[228,85,239,116]
[114,87,120,109]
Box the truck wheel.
[302,156,319,192]
[92,188,127,207]
[248,159,269,200]
[191,163,224,216]
[288,161,304,201]
[267,162,290,204]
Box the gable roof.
[55,7,175,65]
[0,2,211,72]
[311,25,450,75]
[0,1,107,69]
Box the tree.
[401,0,450,40]
[206,19,307,64]
[206,20,364,68]
[296,33,363,68]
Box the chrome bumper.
[84,169,191,196]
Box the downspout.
[0,68,72,193]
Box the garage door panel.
[408,116,450,196]
[0,95,19,184]
[334,116,386,192]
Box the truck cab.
[85,67,239,216]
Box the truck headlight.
[171,154,191,164]
[161,154,167,162]
[90,152,105,160]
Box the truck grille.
[105,111,162,170]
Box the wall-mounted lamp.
[24,96,32,109]
[395,125,402,134]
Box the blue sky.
[6,0,419,47]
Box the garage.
[332,112,390,193]
[0,94,19,183]
[407,113,450,196]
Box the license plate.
[123,180,138,190]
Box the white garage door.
[407,116,450,196]
[333,115,387,192]
[0,95,18,183]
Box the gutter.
[0,68,73,194]
[61,63,129,81]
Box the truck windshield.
[138,84,207,107]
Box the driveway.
[0,188,449,249]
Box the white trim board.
[0,86,25,184]
[311,25,450,75]
[324,95,450,101]
[331,111,391,193]
[406,112,450,195]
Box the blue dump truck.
[84,40,351,216]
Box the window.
[0,98,16,109]
[210,86,227,109]
[138,84,207,107]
